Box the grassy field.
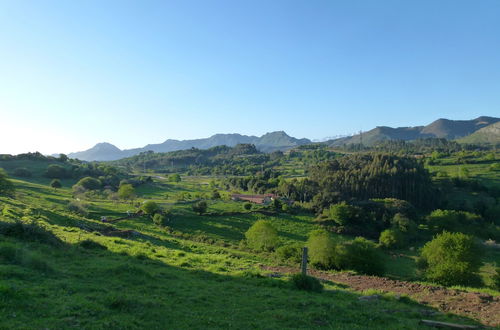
[0,168,497,328]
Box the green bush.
[13,167,32,177]
[0,168,15,196]
[50,179,62,189]
[168,173,181,182]
[426,209,482,233]
[192,200,208,215]
[153,213,167,226]
[142,201,160,216]
[118,183,135,200]
[67,200,89,216]
[45,164,67,179]
[379,229,405,249]
[492,267,500,290]
[275,243,303,263]
[290,273,323,292]
[334,237,385,275]
[307,229,336,270]
[75,177,101,190]
[390,213,417,234]
[327,202,360,226]
[244,220,279,252]
[243,202,252,211]
[418,232,483,286]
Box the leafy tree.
[275,243,303,263]
[379,229,405,249]
[307,229,336,270]
[75,177,101,190]
[153,213,167,226]
[0,169,15,196]
[390,213,417,234]
[245,220,279,251]
[426,209,482,234]
[418,232,483,286]
[168,173,181,182]
[50,179,62,190]
[142,201,160,216]
[192,200,208,215]
[118,183,135,201]
[58,154,69,162]
[328,202,359,226]
[243,202,252,211]
[13,168,32,177]
[334,237,385,275]
[211,189,221,199]
[272,198,282,211]
[45,164,67,179]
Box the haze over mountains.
[68,131,311,161]
[68,116,500,161]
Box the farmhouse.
[231,193,276,205]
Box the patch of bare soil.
[261,265,500,327]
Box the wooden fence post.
[301,247,308,275]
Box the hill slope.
[328,116,499,147]
[457,121,500,144]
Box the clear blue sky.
[1,0,499,154]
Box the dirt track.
[261,265,500,327]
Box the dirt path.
[261,265,500,327]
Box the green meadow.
[1,172,489,329]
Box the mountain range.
[68,116,500,161]
[68,131,311,161]
[327,116,499,147]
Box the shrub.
[379,229,405,249]
[192,200,208,215]
[307,229,336,270]
[390,213,417,234]
[75,177,101,190]
[13,168,32,177]
[118,184,135,201]
[328,202,360,226]
[275,243,303,263]
[153,213,167,226]
[334,237,385,275]
[272,198,282,211]
[0,168,15,196]
[45,164,67,178]
[67,200,89,216]
[492,267,500,290]
[168,174,181,182]
[418,232,483,286]
[427,209,482,233]
[50,179,62,189]
[142,201,160,216]
[243,202,252,211]
[244,220,279,252]
[211,190,221,199]
[290,273,323,292]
